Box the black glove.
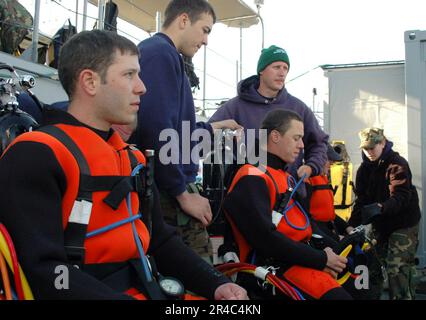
[361,203,382,225]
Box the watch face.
[159,277,184,296]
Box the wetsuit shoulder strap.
[38,125,92,267]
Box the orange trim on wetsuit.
[307,175,336,222]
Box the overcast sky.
[20,0,426,112]
[194,0,426,109]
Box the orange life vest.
[226,164,312,262]
[307,175,335,222]
[226,165,341,299]
[11,124,150,265]
[10,124,208,300]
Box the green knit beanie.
[257,45,290,74]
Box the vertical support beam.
[202,46,207,116]
[239,25,243,81]
[256,4,265,49]
[236,60,239,87]
[97,0,105,30]
[31,0,41,63]
[83,0,88,31]
[405,29,426,267]
[75,0,79,30]
[156,11,162,33]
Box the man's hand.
[297,165,312,182]
[345,226,355,234]
[323,247,347,275]
[214,283,249,300]
[323,267,338,279]
[176,191,212,226]
[210,119,243,131]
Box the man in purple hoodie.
[209,45,328,182]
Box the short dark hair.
[163,0,216,29]
[58,30,139,98]
[261,109,302,136]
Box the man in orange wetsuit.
[223,109,351,300]
[0,30,247,300]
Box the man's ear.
[79,69,99,96]
[270,130,280,144]
[178,13,190,29]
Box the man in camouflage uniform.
[367,225,419,299]
[348,128,421,300]
[0,0,33,54]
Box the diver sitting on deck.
[0,29,247,300]
[222,109,352,300]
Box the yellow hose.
[0,232,34,300]
[361,242,369,251]
[336,244,352,285]
[339,244,353,258]
[0,250,12,300]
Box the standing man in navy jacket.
[209,45,328,184]
[130,0,240,262]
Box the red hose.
[216,262,302,300]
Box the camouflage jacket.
[0,0,33,54]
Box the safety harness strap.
[38,126,144,267]
[263,169,293,213]
[138,150,155,234]
[311,184,333,191]
[38,125,92,267]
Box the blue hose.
[86,214,142,238]
[281,174,310,231]
[292,286,306,300]
[127,164,153,282]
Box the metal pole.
[239,25,243,81]
[98,0,105,30]
[256,5,265,49]
[83,0,88,31]
[236,60,239,87]
[156,11,162,33]
[202,46,207,116]
[75,0,79,30]
[31,0,41,63]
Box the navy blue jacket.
[130,33,212,197]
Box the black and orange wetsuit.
[0,108,229,299]
[223,153,351,300]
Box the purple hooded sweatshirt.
[209,75,328,177]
